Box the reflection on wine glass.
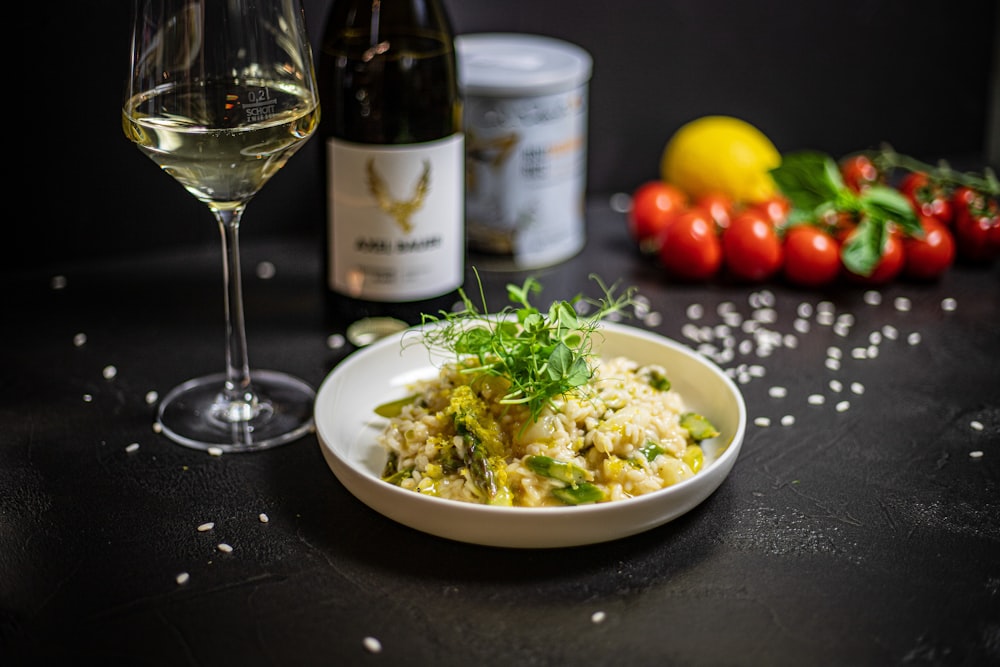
[122,0,320,452]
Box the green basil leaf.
[840,216,883,276]
[860,185,922,236]
[770,151,845,210]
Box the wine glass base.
[156,370,315,452]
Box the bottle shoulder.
[321,0,456,44]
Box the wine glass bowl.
[123,0,320,452]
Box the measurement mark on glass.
[242,88,276,122]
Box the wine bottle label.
[326,135,464,301]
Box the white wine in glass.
[122,0,320,452]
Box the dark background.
[17,0,998,272]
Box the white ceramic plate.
[314,321,747,548]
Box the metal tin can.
[456,33,592,269]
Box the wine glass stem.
[213,206,258,420]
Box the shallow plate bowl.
[314,321,747,548]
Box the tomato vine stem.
[872,143,999,196]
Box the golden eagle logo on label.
[366,158,431,234]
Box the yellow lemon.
[660,115,781,204]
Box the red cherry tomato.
[951,186,1000,263]
[721,210,783,282]
[839,154,882,193]
[694,192,733,231]
[751,195,791,226]
[898,171,953,227]
[627,181,688,251]
[782,225,841,287]
[843,230,904,285]
[657,208,722,281]
[902,215,956,281]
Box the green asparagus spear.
[524,454,605,505]
[381,451,412,485]
[448,385,513,506]
[524,455,589,484]
[680,412,720,441]
[552,482,605,505]
[374,394,419,418]
[638,441,666,462]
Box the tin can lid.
[456,33,593,96]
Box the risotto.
[377,355,719,507]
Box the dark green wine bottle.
[317,0,465,345]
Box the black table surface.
[3,197,999,666]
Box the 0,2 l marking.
[243,87,276,122]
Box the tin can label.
[464,86,588,268]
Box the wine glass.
[122,0,320,452]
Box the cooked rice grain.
[378,357,709,507]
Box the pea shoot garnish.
[412,273,637,425]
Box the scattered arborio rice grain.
[363,637,383,653]
[256,261,276,279]
[197,522,214,532]
[175,572,190,585]
[125,443,140,453]
[217,543,233,553]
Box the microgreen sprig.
[413,272,637,424]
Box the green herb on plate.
[414,273,637,425]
